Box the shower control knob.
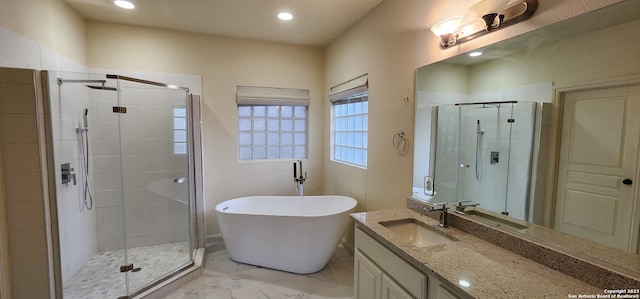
[623,178,633,185]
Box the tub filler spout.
[293,160,307,196]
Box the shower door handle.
[174,177,186,184]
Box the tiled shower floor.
[164,244,354,298]
[63,242,191,299]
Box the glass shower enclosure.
[432,101,539,221]
[47,71,197,298]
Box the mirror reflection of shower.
[475,119,484,181]
[432,101,540,221]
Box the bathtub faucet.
[293,160,307,196]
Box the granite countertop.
[352,208,604,299]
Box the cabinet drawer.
[355,227,427,298]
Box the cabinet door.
[355,250,383,299]
[355,227,428,297]
[382,274,415,299]
[428,274,461,299]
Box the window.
[330,74,368,168]
[173,107,187,155]
[237,86,310,161]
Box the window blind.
[328,74,368,103]
[237,86,310,106]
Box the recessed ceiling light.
[278,12,293,21]
[114,0,135,10]
[469,51,482,57]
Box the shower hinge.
[507,118,515,123]
[120,264,134,272]
[113,106,128,113]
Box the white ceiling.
[64,0,384,46]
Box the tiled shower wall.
[49,72,97,284]
[0,67,50,298]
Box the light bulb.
[278,12,293,21]
[114,0,135,10]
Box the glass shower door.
[504,101,536,220]
[433,104,461,202]
[55,71,129,299]
[114,76,193,295]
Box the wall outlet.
[424,176,434,196]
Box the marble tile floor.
[63,242,192,299]
[164,244,354,299]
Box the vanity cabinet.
[354,226,462,299]
[355,226,424,299]
[355,249,415,299]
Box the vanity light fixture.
[278,12,294,21]
[469,51,482,57]
[114,0,135,10]
[431,0,538,49]
[470,0,510,31]
[431,16,464,48]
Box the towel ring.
[392,130,409,155]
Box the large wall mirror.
[413,1,640,276]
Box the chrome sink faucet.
[424,202,449,228]
[455,201,479,212]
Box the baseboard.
[206,234,223,244]
[340,237,355,255]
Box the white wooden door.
[554,84,640,251]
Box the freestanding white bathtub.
[214,195,357,274]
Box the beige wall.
[0,0,86,65]
[85,22,326,235]
[323,0,624,221]
[324,0,421,213]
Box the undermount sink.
[461,210,529,231]
[380,219,457,247]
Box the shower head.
[85,84,118,91]
[472,103,500,109]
